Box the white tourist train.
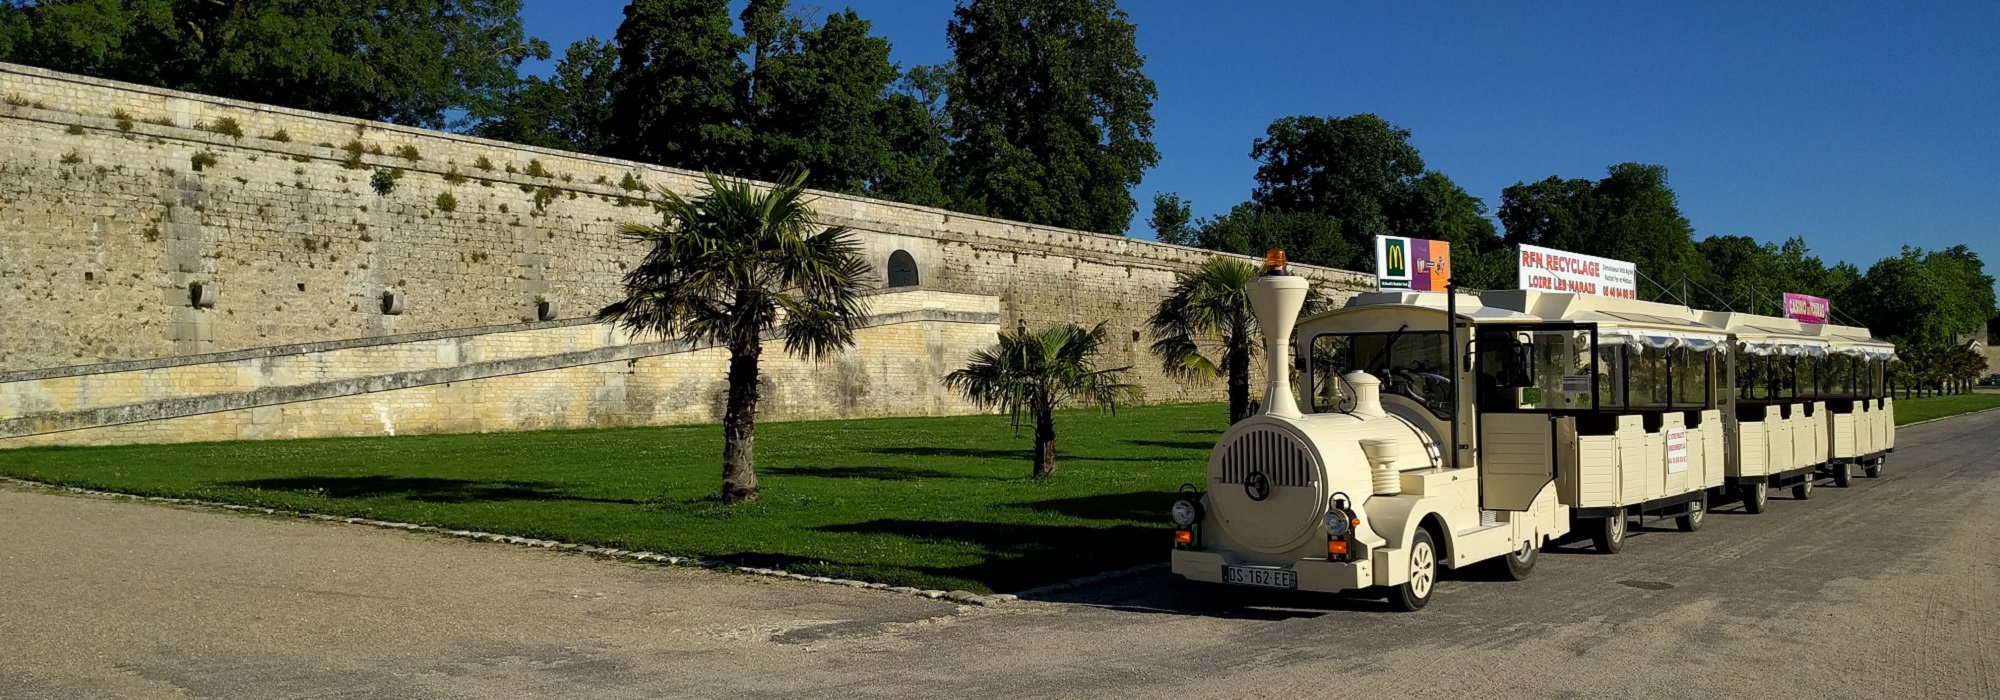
[1167,255,1897,610]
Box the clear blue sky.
[520,1,1999,286]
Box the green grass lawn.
[0,403,1228,593]
[1894,393,2000,425]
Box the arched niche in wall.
[886,250,920,288]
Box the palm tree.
[1149,256,1323,424]
[598,171,871,504]
[945,322,1139,479]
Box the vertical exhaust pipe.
[1246,251,1309,419]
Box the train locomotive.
[1168,255,1895,610]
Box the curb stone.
[0,476,1154,607]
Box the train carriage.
[1803,324,1898,480]
[1701,312,1837,509]
[1479,290,1732,553]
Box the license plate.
[1223,565,1296,589]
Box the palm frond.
[598,169,872,360]
[945,322,1139,431]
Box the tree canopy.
[945,0,1159,234]
[0,0,545,130]
[1250,114,1423,249]
[1497,163,1705,294]
[1180,114,1506,276]
[604,0,748,169]
[1843,245,1996,346]
[475,36,616,153]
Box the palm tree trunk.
[721,335,764,504]
[1226,333,1252,424]
[1032,406,1058,479]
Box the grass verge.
[0,403,1229,593]
[1894,393,2000,425]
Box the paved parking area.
[4,411,1998,699]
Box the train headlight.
[1170,499,1201,527]
[1325,511,1352,538]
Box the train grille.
[1217,429,1316,487]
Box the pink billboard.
[1782,293,1830,324]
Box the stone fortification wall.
[0,63,1372,447]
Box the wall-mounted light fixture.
[381,290,405,315]
[190,281,217,308]
[536,296,558,321]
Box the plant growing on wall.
[1149,256,1324,424]
[597,171,872,504]
[945,322,1137,479]
[371,168,402,194]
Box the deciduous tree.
[606,0,749,169]
[0,0,545,130]
[474,37,616,153]
[1149,193,1197,247]
[1191,204,1349,271]
[1386,171,1509,289]
[1498,163,1704,296]
[745,8,899,193]
[945,0,1158,234]
[1249,114,1423,263]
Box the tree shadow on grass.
[221,476,641,505]
[760,465,1007,482]
[1015,490,1182,523]
[866,446,1028,461]
[867,446,1175,466]
[1124,439,1216,451]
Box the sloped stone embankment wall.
[0,63,1371,447]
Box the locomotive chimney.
[1246,250,1309,419]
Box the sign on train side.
[1516,244,1638,299]
[1376,235,1451,291]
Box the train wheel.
[1676,496,1706,533]
[1387,529,1438,612]
[1793,477,1813,500]
[1498,539,1538,581]
[1741,482,1769,514]
[1833,462,1853,487]
[1864,458,1882,478]
[1591,515,1626,554]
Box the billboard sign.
[1516,244,1638,299]
[1375,235,1451,291]
[1782,293,1831,324]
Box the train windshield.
[1474,325,1601,412]
[1311,330,1455,419]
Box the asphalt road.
[4,411,1998,699]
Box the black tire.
[1833,462,1853,487]
[1741,482,1769,514]
[1497,538,1538,581]
[1386,528,1438,612]
[1793,476,1813,500]
[1676,495,1706,533]
[1864,459,1882,478]
[1591,514,1626,554]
